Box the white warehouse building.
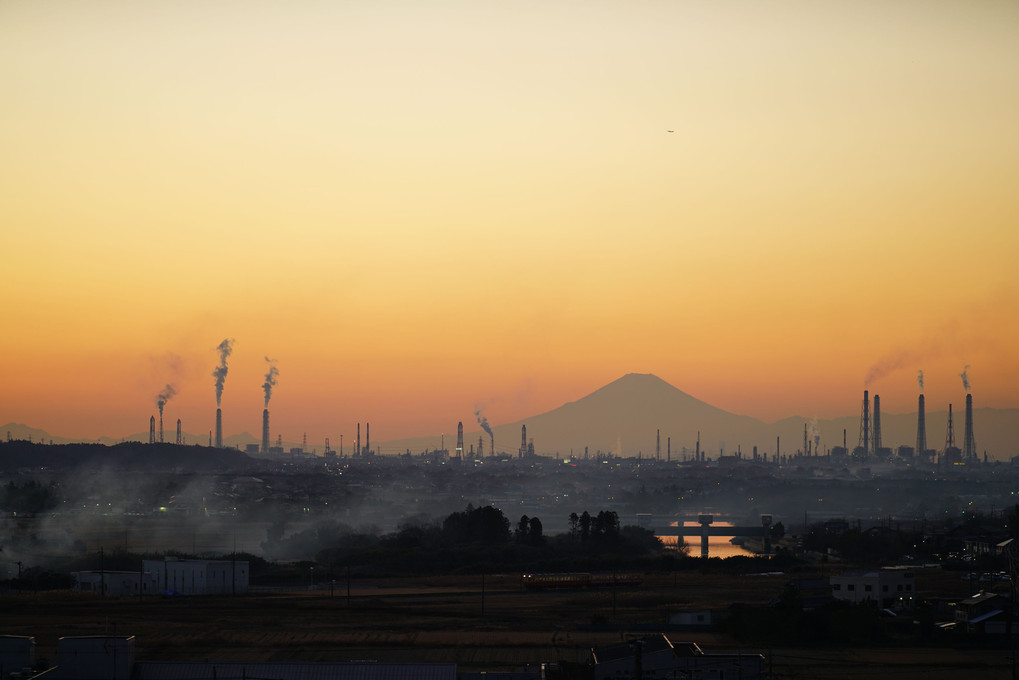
[829,569,914,608]
[143,557,249,596]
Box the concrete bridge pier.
[698,514,713,558]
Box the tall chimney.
[149,416,155,444]
[963,393,976,461]
[176,418,182,445]
[667,437,671,462]
[872,394,882,453]
[916,394,927,458]
[858,390,870,455]
[356,423,361,458]
[803,424,808,456]
[159,412,164,444]
[656,429,661,461]
[945,404,955,450]
[521,424,527,458]
[696,432,701,462]
[215,408,223,448]
[456,421,464,459]
[261,409,270,455]
[366,422,370,456]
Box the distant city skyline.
[1,0,1016,443]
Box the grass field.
[2,569,1014,678]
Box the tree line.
[263,504,671,574]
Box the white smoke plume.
[213,338,234,406]
[262,357,279,407]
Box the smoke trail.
[960,365,971,392]
[155,384,177,415]
[917,369,924,393]
[474,406,493,438]
[262,357,279,407]
[212,338,234,406]
[864,348,922,386]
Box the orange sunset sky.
[2,0,1017,445]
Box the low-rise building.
[829,569,914,608]
[955,591,1018,634]
[71,571,158,597]
[589,634,765,680]
[143,557,249,595]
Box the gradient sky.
[2,0,1017,446]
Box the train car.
[521,573,592,589]
[589,572,645,587]
[521,572,644,589]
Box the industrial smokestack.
[803,424,808,456]
[356,423,361,458]
[176,418,182,445]
[963,393,976,461]
[261,409,270,455]
[490,432,494,458]
[155,384,175,444]
[916,394,927,458]
[520,424,527,458]
[215,408,223,448]
[149,416,155,444]
[858,390,870,455]
[366,422,370,456]
[872,394,882,453]
[945,403,955,450]
[456,421,464,459]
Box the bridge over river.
[651,514,773,558]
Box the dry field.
[1,569,1013,678]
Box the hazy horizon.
[2,0,1017,445]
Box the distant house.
[589,634,765,680]
[142,557,248,596]
[955,591,1018,634]
[829,570,914,608]
[666,609,717,630]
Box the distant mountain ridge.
[388,373,1019,461]
[6,373,1018,460]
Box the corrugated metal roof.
[132,661,457,680]
[969,608,1004,624]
